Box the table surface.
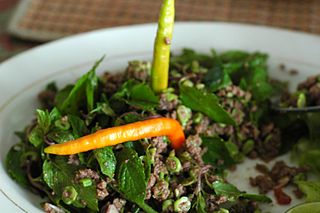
[1,0,320,62]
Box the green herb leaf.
[212,181,241,198]
[116,148,156,213]
[28,126,44,147]
[194,192,207,213]
[291,137,320,176]
[128,83,159,110]
[296,181,320,202]
[212,181,272,203]
[201,137,235,170]
[239,193,272,203]
[36,109,51,133]
[94,147,116,178]
[49,107,61,121]
[47,129,75,144]
[43,156,98,211]
[59,57,103,114]
[68,115,88,138]
[116,148,146,201]
[112,80,159,111]
[204,64,232,92]
[6,144,29,188]
[180,85,235,125]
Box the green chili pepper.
[166,156,182,173]
[61,186,78,205]
[79,178,93,187]
[151,0,175,93]
[174,196,191,212]
[162,199,174,212]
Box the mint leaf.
[239,193,272,203]
[43,156,98,211]
[212,181,271,203]
[28,126,44,147]
[28,109,53,147]
[204,64,232,92]
[180,85,235,125]
[112,80,159,111]
[49,107,61,121]
[212,181,241,198]
[116,148,156,213]
[46,129,74,144]
[194,192,207,213]
[6,143,29,188]
[59,57,103,114]
[201,137,235,169]
[94,147,116,178]
[36,109,51,133]
[128,83,159,110]
[68,115,88,138]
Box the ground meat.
[297,75,317,90]
[185,134,203,165]
[147,173,157,189]
[286,75,320,106]
[151,136,168,154]
[102,72,125,95]
[215,195,228,205]
[173,184,186,198]
[67,154,80,166]
[96,180,109,200]
[270,161,307,185]
[43,203,65,213]
[250,161,308,194]
[240,122,260,141]
[309,83,320,105]
[112,198,126,211]
[181,160,191,172]
[105,205,119,213]
[125,61,150,82]
[255,164,269,175]
[159,93,179,111]
[250,175,274,194]
[206,123,234,138]
[195,116,210,134]
[229,201,257,213]
[206,195,219,212]
[255,127,281,160]
[153,156,168,179]
[38,90,56,109]
[145,174,156,199]
[75,169,100,181]
[152,180,170,201]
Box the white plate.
[1,22,320,213]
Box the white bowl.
[1,22,320,212]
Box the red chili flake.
[273,187,292,205]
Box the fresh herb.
[57,57,103,114]
[112,80,159,111]
[116,148,156,213]
[201,137,235,170]
[296,181,320,202]
[43,156,98,211]
[94,147,116,178]
[180,85,235,125]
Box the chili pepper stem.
[151,0,175,93]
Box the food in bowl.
[6,48,320,212]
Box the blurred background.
[1,0,319,62]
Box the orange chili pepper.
[44,117,185,155]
